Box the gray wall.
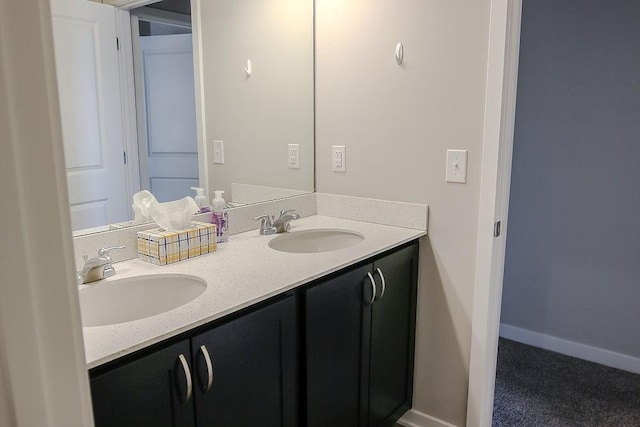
[501,0,640,358]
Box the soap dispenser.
[211,190,228,243]
[191,187,210,213]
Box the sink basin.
[268,228,364,253]
[79,274,206,327]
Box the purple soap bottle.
[211,190,228,243]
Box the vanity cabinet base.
[90,295,298,427]
[89,241,419,427]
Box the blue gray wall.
[501,0,640,358]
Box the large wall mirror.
[50,0,314,236]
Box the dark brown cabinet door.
[306,264,373,427]
[191,294,299,427]
[91,340,195,427]
[306,242,418,427]
[369,243,419,427]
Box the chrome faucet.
[77,246,125,284]
[272,209,300,233]
[253,214,276,235]
[253,209,300,235]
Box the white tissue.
[132,190,199,231]
[132,190,158,223]
[147,197,199,231]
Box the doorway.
[492,0,640,424]
[131,3,199,203]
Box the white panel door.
[137,34,199,203]
[51,0,130,231]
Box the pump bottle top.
[211,190,226,210]
[191,187,210,212]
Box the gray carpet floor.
[493,338,640,426]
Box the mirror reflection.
[51,0,314,236]
[134,5,200,204]
[199,0,314,206]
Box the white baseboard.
[397,409,458,427]
[500,324,640,375]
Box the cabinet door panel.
[306,264,372,427]
[192,295,298,427]
[369,243,419,426]
[90,340,195,427]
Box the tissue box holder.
[137,221,217,265]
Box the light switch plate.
[288,144,300,169]
[332,145,346,172]
[213,140,224,164]
[446,149,467,183]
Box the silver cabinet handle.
[375,268,386,301]
[178,354,192,403]
[199,344,214,393]
[366,272,377,306]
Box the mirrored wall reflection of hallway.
[133,0,199,203]
[492,0,640,425]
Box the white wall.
[199,0,314,201]
[501,0,640,360]
[315,0,491,424]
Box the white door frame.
[190,0,209,197]
[105,0,161,10]
[132,5,192,27]
[466,0,522,426]
[0,0,94,424]
[115,8,142,206]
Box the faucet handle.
[98,245,125,261]
[252,214,276,235]
[98,246,125,279]
[253,214,273,226]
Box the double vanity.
[80,214,425,427]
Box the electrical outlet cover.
[332,145,346,172]
[288,144,300,169]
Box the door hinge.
[123,151,127,165]
[493,221,502,237]
[116,37,120,51]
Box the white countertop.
[82,215,425,369]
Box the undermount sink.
[268,228,364,253]
[79,274,206,327]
